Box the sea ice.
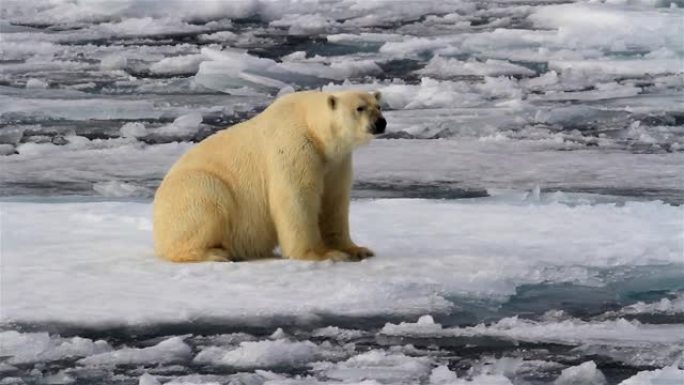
[0,331,111,365]
[553,361,607,385]
[316,350,432,384]
[150,54,206,76]
[78,336,192,367]
[1,197,681,330]
[156,112,204,137]
[194,339,320,369]
[618,293,684,315]
[618,365,684,385]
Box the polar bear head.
[324,90,386,150]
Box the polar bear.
[153,90,386,263]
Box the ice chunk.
[619,293,684,315]
[548,59,683,78]
[329,59,383,79]
[150,54,205,75]
[156,112,203,137]
[139,373,161,385]
[100,55,128,71]
[380,313,684,367]
[554,361,607,385]
[457,316,684,346]
[312,326,365,341]
[429,365,459,384]
[0,144,15,156]
[78,336,192,366]
[319,350,432,383]
[194,47,385,95]
[418,56,536,78]
[0,331,111,365]
[529,3,683,54]
[198,31,238,43]
[193,339,318,368]
[93,181,151,198]
[194,48,358,94]
[270,13,338,35]
[618,365,684,385]
[120,122,147,138]
[25,78,48,89]
[380,315,449,337]
[327,32,405,44]
[0,94,163,121]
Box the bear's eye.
[356,106,366,112]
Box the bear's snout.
[372,117,387,135]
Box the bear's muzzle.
[371,117,387,135]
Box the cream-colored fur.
[153,90,385,262]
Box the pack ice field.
[0,0,683,384]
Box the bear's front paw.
[297,249,352,262]
[323,250,356,262]
[341,246,375,261]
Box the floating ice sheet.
[1,197,681,330]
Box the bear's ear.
[328,95,337,110]
[372,91,382,101]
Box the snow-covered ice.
[618,366,684,385]
[78,336,192,367]
[3,197,681,328]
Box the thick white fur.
[153,90,384,262]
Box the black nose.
[373,117,387,134]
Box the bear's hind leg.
[154,171,237,263]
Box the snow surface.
[2,197,681,329]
